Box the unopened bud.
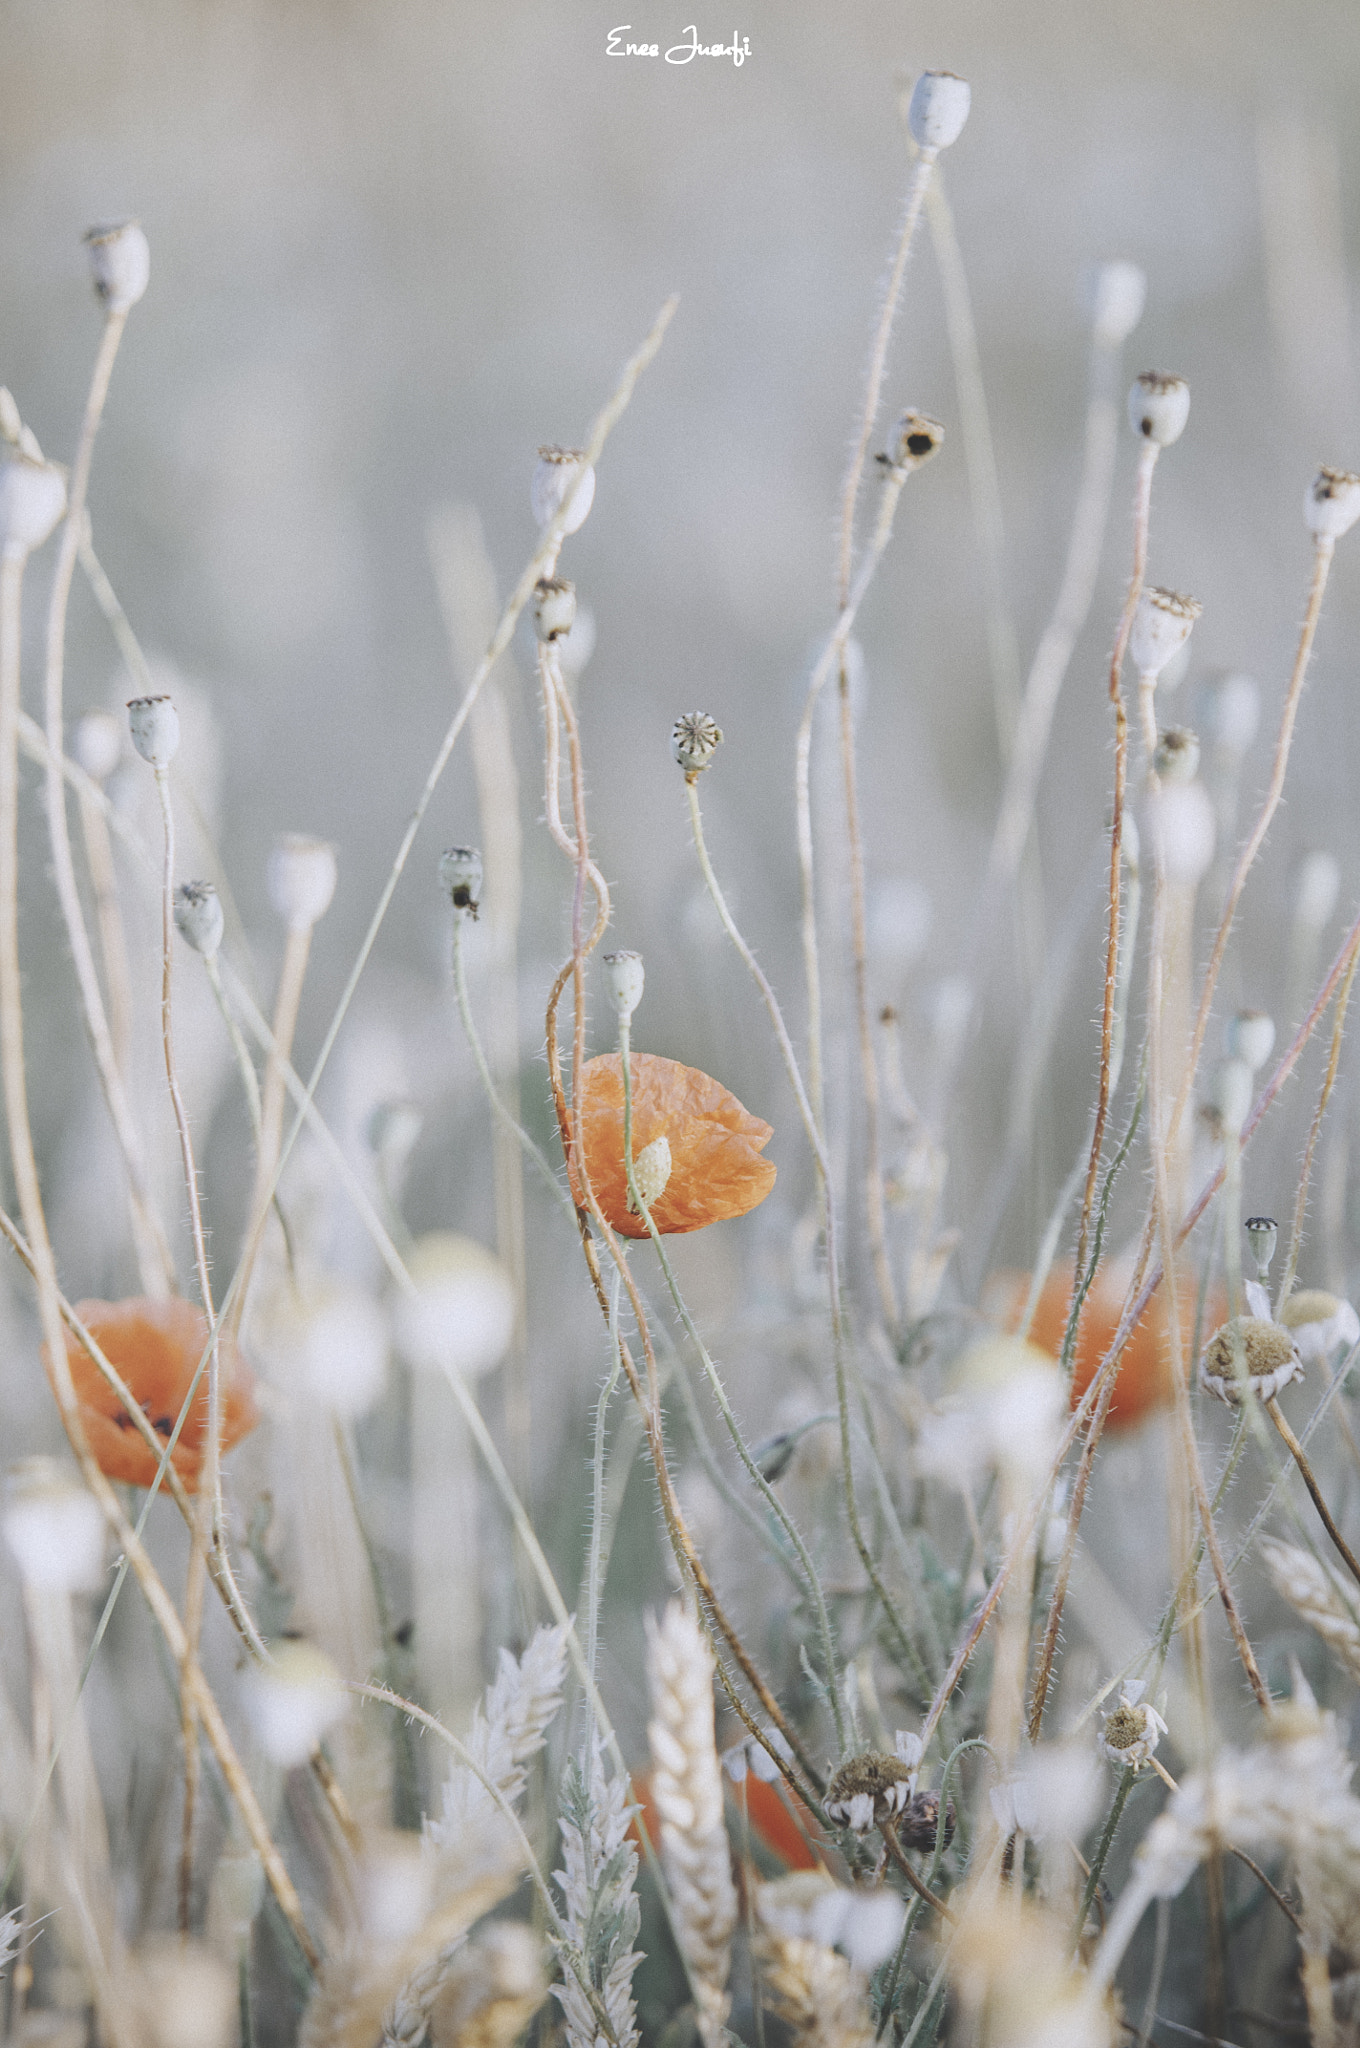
[126,694,179,768]
[72,709,122,782]
[1245,1216,1278,1280]
[880,410,944,473]
[267,834,337,931]
[1128,372,1190,448]
[1089,261,1146,346]
[1153,726,1199,783]
[438,845,483,919]
[906,71,971,153]
[1226,1009,1275,1073]
[0,452,67,559]
[531,447,595,535]
[671,711,723,777]
[1305,468,1360,542]
[174,881,224,959]
[533,577,576,643]
[603,949,644,1020]
[1130,587,1202,679]
[83,222,150,315]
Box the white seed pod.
[1213,1057,1254,1138]
[1244,1216,1278,1278]
[3,1457,106,1593]
[628,1135,672,1213]
[267,833,337,931]
[1130,587,1202,679]
[881,410,944,472]
[1128,372,1190,447]
[1200,1316,1303,1405]
[84,222,150,315]
[439,844,483,919]
[174,881,224,960]
[242,1639,348,1768]
[72,708,123,782]
[1152,726,1200,783]
[1305,468,1360,542]
[672,711,723,776]
[1278,1289,1360,1362]
[906,71,971,153]
[555,603,596,681]
[531,446,595,534]
[126,693,180,768]
[392,1230,515,1378]
[1090,260,1147,346]
[1207,672,1260,759]
[1295,849,1341,931]
[1147,779,1215,886]
[603,948,645,1020]
[533,576,576,643]
[1225,1008,1275,1074]
[0,452,67,559]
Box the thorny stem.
[1074,1769,1135,1953]
[1278,946,1360,1309]
[1267,1396,1360,1588]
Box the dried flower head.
[531,446,596,534]
[1128,371,1190,447]
[0,451,67,560]
[568,1052,776,1237]
[824,1752,913,1835]
[533,576,576,643]
[174,880,224,959]
[1200,1315,1304,1405]
[1130,586,1202,679]
[84,221,150,314]
[1278,1288,1360,1362]
[1099,1681,1168,1772]
[1152,726,1200,783]
[1305,467,1360,542]
[439,844,483,919]
[906,71,971,153]
[879,410,944,473]
[672,711,723,778]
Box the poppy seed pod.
[126,694,180,768]
[906,71,971,153]
[72,708,123,782]
[267,834,337,931]
[533,576,576,643]
[1305,467,1360,542]
[531,446,595,534]
[1226,1008,1275,1074]
[1245,1216,1278,1280]
[439,844,483,919]
[1152,726,1199,784]
[569,1053,776,1237]
[0,452,67,560]
[174,880,224,959]
[671,711,723,778]
[1130,587,1202,679]
[83,222,150,315]
[1128,372,1190,447]
[603,949,645,1020]
[1090,260,1147,346]
[880,410,944,472]
[1200,1315,1303,1405]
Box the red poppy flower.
[567,1053,776,1239]
[630,1769,824,1872]
[52,1297,259,1490]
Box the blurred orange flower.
[568,1052,776,1238]
[53,1297,259,1491]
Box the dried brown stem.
[1268,1396,1360,1589]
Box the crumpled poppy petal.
[568,1052,776,1237]
[51,1297,259,1491]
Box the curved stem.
[1268,1395,1360,1588]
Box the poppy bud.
[603,949,645,1020]
[1304,467,1360,542]
[126,694,179,768]
[0,452,67,560]
[1089,261,1146,346]
[267,834,337,931]
[906,71,971,153]
[1128,372,1190,447]
[84,222,150,314]
[1130,588,1201,679]
[671,711,723,778]
[174,880,224,960]
[73,708,123,782]
[439,844,483,919]
[533,576,576,643]
[531,446,595,534]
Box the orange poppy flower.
[630,1768,824,1872]
[52,1297,259,1490]
[984,1259,1224,1431]
[568,1053,776,1239]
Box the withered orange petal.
[568,1053,776,1238]
[51,1296,259,1492]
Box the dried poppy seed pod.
[267,833,337,931]
[439,844,483,919]
[0,452,67,560]
[1245,1215,1278,1280]
[242,1638,347,1768]
[174,880,224,959]
[126,693,179,768]
[72,708,123,782]
[1130,587,1202,679]
[83,221,150,314]
[628,1134,672,1213]
[531,446,595,534]
[672,711,723,778]
[880,409,944,473]
[1152,726,1199,783]
[603,948,645,1020]
[1128,372,1190,447]
[1226,1008,1275,1074]
[906,71,971,153]
[1305,467,1360,542]
[1200,1315,1303,1405]
[3,1456,106,1592]
[1090,260,1147,346]
[533,576,576,643]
